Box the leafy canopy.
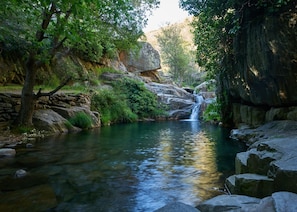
[179,0,293,78]
[157,24,196,86]
[0,0,160,60]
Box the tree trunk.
[18,56,37,126]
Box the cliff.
[220,2,297,127]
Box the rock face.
[0,92,100,133]
[219,2,297,127]
[227,121,297,197]
[146,82,195,119]
[198,120,297,211]
[120,41,161,82]
[121,42,161,73]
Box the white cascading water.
[189,94,204,120]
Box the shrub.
[91,77,165,125]
[113,78,164,118]
[69,112,93,129]
[91,89,137,125]
[202,101,221,122]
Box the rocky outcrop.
[146,82,195,119]
[219,2,297,127]
[121,42,161,73]
[227,121,297,196]
[197,191,297,212]
[0,93,100,132]
[197,120,297,211]
[120,42,162,82]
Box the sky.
[144,0,190,32]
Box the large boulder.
[51,106,100,128]
[226,174,274,198]
[33,109,70,133]
[228,121,297,197]
[146,82,195,119]
[122,42,161,73]
[120,42,161,82]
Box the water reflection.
[0,121,246,211]
[134,122,225,210]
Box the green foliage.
[16,126,34,134]
[156,24,197,86]
[114,78,164,118]
[202,102,221,122]
[64,120,73,130]
[180,0,294,79]
[0,0,160,126]
[91,88,138,125]
[0,0,160,58]
[180,0,293,124]
[91,77,164,125]
[68,112,93,129]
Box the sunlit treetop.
[0,0,160,59]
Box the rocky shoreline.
[157,120,297,211]
[1,118,297,211]
[1,91,296,211]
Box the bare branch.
[35,76,72,98]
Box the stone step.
[226,173,274,198]
[235,147,281,175]
[235,152,248,174]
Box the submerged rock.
[14,169,27,178]
[0,148,16,158]
[0,184,57,211]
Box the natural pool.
[1,121,246,211]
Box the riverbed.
[0,121,246,211]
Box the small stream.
[1,121,246,211]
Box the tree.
[179,0,294,124]
[0,0,159,126]
[180,0,294,78]
[156,24,194,86]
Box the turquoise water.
[13,121,246,211]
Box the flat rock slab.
[198,192,297,212]
[226,173,274,198]
[155,202,200,212]
[197,194,260,212]
[272,192,297,212]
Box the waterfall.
[189,94,204,120]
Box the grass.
[0,84,23,93]
[0,84,86,94]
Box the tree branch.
[36,3,57,42]
[35,77,72,98]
